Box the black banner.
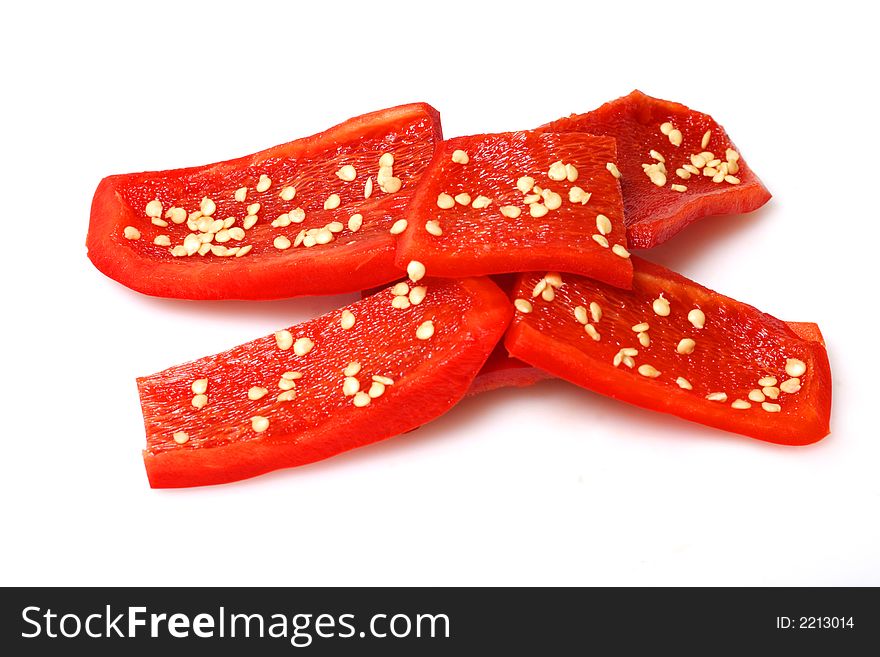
[1,587,876,654]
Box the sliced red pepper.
[394,131,633,288]
[542,90,771,248]
[504,259,831,444]
[88,103,442,300]
[466,341,552,397]
[138,277,511,487]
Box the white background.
[1,1,877,586]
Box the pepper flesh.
[542,90,771,248]
[395,131,633,288]
[504,258,831,444]
[88,103,442,300]
[139,277,511,487]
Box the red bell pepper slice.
[542,90,771,249]
[138,277,511,487]
[394,131,633,289]
[503,259,831,444]
[88,103,442,300]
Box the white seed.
[407,260,426,282]
[251,416,269,432]
[531,278,547,297]
[343,377,360,396]
[347,213,363,232]
[454,192,471,206]
[172,431,189,445]
[425,220,443,236]
[632,322,650,332]
[541,286,555,302]
[677,338,696,354]
[780,378,802,394]
[170,245,188,257]
[701,130,712,149]
[706,392,728,402]
[515,298,533,314]
[638,364,661,378]
[542,190,562,211]
[153,235,171,246]
[228,227,245,241]
[324,194,341,210]
[164,207,186,224]
[596,214,613,235]
[725,175,741,185]
[584,324,600,341]
[277,390,296,402]
[758,376,778,387]
[336,165,357,181]
[352,391,371,408]
[612,244,630,259]
[652,295,671,317]
[569,186,591,204]
[200,197,216,216]
[246,202,261,216]
[145,199,163,218]
[340,310,355,330]
[191,378,208,395]
[234,187,247,202]
[151,217,168,228]
[660,122,673,135]
[191,394,208,409]
[471,195,492,209]
[638,331,651,347]
[587,302,601,323]
[381,176,402,193]
[391,296,411,310]
[676,376,693,390]
[606,162,621,178]
[565,163,579,182]
[278,377,296,391]
[548,160,567,181]
[763,386,781,400]
[416,320,434,340]
[243,215,258,230]
[731,399,751,410]
[516,176,535,193]
[379,152,394,168]
[649,149,665,163]
[675,168,691,180]
[274,236,291,250]
[368,381,386,399]
[500,205,522,218]
[592,234,609,248]
[275,330,293,351]
[574,305,588,324]
[183,233,201,255]
[248,386,268,401]
[668,129,683,146]
[785,358,806,378]
[687,309,706,329]
[671,184,687,192]
[391,281,410,296]
[236,245,253,257]
[389,219,408,235]
[280,186,296,201]
[437,193,455,209]
[123,226,140,240]
[523,194,541,204]
[748,389,766,403]
[762,402,782,413]
[294,337,314,356]
[451,149,469,164]
[344,361,361,377]
[529,203,549,218]
[256,174,271,193]
[409,286,427,305]
[364,177,373,198]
